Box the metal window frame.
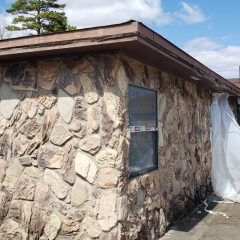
[128,84,158,178]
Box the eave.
[0,20,239,96]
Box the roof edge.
[0,20,239,96]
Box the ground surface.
[161,198,240,240]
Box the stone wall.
[0,53,212,240]
[121,57,212,239]
[0,54,129,240]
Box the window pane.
[129,85,157,126]
[129,131,158,177]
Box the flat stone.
[166,108,175,130]
[57,67,80,96]
[38,104,45,115]
[103,91,121,128]
[22,201,33,234]
[3,62,37,90]
[0,219,22,240]
[99,229,119,240]
[0,130,12,159]
[158,93,166,121]
[75,152,91,179]
[27,137,41,155]
[99,54,115,83]
[44,169,68,200]
[38,60,60,90]
[71,58,95,74]
[57,89,74,123]
[18,118,41,139]
[50,122,72,146]
[96,148,118,167]
[0,83,20,119]
[74,152,98,184]
[116,63,128,97]
[13,135,30,156]
[15,174,36,201]
[70,123,86,139]
[100,106,114,145]
[32,159,38,167]
[53,200,70,216]
[79,135,101,155]
[85,219,102,238]
[5,157,23,187]
[69,120,82,132]
[74,232,92,240]
[62,152,75,185]
[23,166,41,179]
[96,190,118,231]
[61,216,79,234]
[29,206,46,235]
[35,182,51,209]
[21,98,39,118]
[73,96,87,121]
[158,122,164,147]
[38,146,64,169]
[0,158,6,183]
[18,156,32,166]
[44,213,61,240]
[71,178,90,207]
[42,111,58,142]
[8,200,22,223]
[0,187,13,221]
[0,115,8,135]
[87,161,98,184]
[10,110,28,130]
[159,155,166,167]
[117,195,128,221]
[96,168,121,189]
[184,81,194,95]
[35,93,57,109]
[80,73,99,104]
[172,180,181,196]
[87,107,99,133]
[159,208,166,236]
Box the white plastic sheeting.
[211,93,240,202]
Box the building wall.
[0,53,212,240]
[122,57,212,239]
[0,54,129,240]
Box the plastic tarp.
[211,93,240,202]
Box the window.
[128,85,158,177]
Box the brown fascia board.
[136,23,240,96]
[229,78,240,83]
[0,21,139,52]
[0,20,239,96]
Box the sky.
[0,0,240,79]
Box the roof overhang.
[0,20,239,96]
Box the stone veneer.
[0,53,212,240]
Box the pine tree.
[6,0,75,35]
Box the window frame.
[128,84,158,178]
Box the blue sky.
[157,0,240,47]
[1,0,240,78]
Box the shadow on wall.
[0,55,125,124]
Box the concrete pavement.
[161,199,240,240]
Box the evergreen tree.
[6,0,75,35]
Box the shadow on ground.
[161,197,240,240]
